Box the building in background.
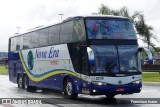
[0,52,8,65]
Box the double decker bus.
[8,15,153,98]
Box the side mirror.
[87,47,95,66]
[138,47,153,64]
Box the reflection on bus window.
[86,19,136,39]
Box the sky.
[0,0,160,52]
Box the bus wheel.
[18,76,23,88]
[22,75,28,90]
[105,94,115,99]
[22,75,36,92]
[64,79,78,99]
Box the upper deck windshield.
[86,18,136,39]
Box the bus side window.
[39,28,49,47]
[16,36,23,50]
[49,25,60,45]
[30,31,39,48]
[60,21,73,44]
[73,19,86,42]
[23,34,30,49]
[10,37,16,51]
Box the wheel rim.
[19,78,22,88]
[66,82,72,96]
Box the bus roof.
[10,15,129,38]
[63,15,128,22]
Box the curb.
[143,82,160,86]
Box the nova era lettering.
[35,49,47,59]
[48,47,59,58]
[35,47,59,59]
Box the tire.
[22,75,36,92]
[64,79,78,99]
[22,75,28,89]
[105,94,115,99]
[18,75,22,89]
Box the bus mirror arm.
[138,47,153,64]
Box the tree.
[155,47,160,52]
[98,4,158,49]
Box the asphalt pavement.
[0,75,160,107]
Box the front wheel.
[64,79,78,99]
[105,94,115,99]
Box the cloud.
[0,0,160,52]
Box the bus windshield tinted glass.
[118,45,140,72]
[90,45,140,74]
[90,45,118,73]
[86,19,136,39]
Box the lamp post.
[59,14,64,21]
[17,27,20,34]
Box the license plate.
[116,88,124,92]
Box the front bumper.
[90,84,142,95]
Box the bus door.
[80,46,88,75]
[80,46,90,94]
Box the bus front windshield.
[86,19,136,39]
[90,45,140,74]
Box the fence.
[142,65,160,73]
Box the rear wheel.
[64,79,78,99]
[22,75,36,92]
[18,75,22,88]
[22,75,28,89]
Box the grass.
[0,65,8,75]
[142,72,160,82]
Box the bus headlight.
[132,80,142,84]
[92,81,107,86]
